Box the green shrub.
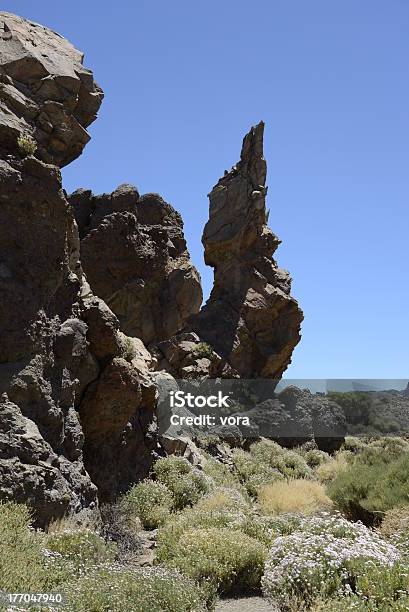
[201,454,240,488]
[0,502,69,591]
[120,335,137,361]
[368,436,409,455]
[65,565,207,611]
[328,449,409,524]
[192,342,214,359]
[328,392,374,426]
[45,529,117,575]
[157,503,249,563]
[300,448,330,468]
[248,439,286,463]
[153,456,210,510]
[232,448,284,496]
[17,133,36,157]
[280,450,312,479]
[342,436,367,453]
[316,452,349,484]
[353,562,409,607]
[163,527,266,594]
[194,487,249,513]
[249,441,313,479]
[122,480,173,529]
[315,562,409,610]
[239,512,299,546]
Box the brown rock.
[193,122,303,379]
[69,189,203,345]
[0,16,157,525]
[79,357,157,501]
[0,12,103,166]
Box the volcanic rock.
[0,15,156,526]
[69,187,203,345]
[193,122,303,379]
[232,386,346,452]
[0,12,103,166]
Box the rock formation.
[0,12,103,166]
[232,386,347,452]
[158,122,304,380]
[69,186,202,345]
[0,12,316,527]
[0,14,156,526]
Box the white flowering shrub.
[45,529,117,575]
[64,565,207,611]
[262,513,400,606]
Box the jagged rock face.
[193,122,303,379]
[79,346,157,501]
[0,12,103,166]
[0,155,100,526]
[0,13,308,526]
[69,186,203,345]
[0,16,156,526]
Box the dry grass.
[257,479,332,515]
[378,506,409,539]
[46,513,100,534]
[316,452,349,484]
[194,488,249,512]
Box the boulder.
[79,357,157,501]
[69,188,203,345]
[0,12,103,166]
[234,386,346,452]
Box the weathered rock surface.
[193,122,303,379]
[0,12,103,166]
[69,186,203,345]
[235,386,347,452]
[0,153,100,526]
[0,15,156,526]
[79,353,157,501]
[0,13,308,527]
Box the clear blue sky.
[5,1,408,381]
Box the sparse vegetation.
[65,566,208,612]
[162,527,266,594]
[121,335,137,362]
[328,446,409,524]
[192,341,214,359]
[17,133,37,157]
[4,435,409,610]
[45,529,117,575]
[153,456,210,510]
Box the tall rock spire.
[194,122,303,379]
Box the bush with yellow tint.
[258,479,332,515]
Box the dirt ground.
[215,597,279,611]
